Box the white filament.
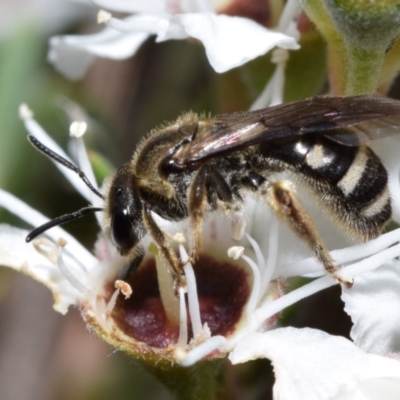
[177,287,188,347]
[249,0,299,110]
[69,132,103,225]
[105,288,120,316]
[281,228,400,279]
[179,245,202,337]
[19,105,93,202]
[261,215,279,294]
[180,335,228,367]
[56,243,90,295]
[245,233,265,272]
[277,0,300,32]
[241,254,262,316]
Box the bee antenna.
[25,206,103,243]
[27,135,105,200]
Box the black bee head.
[108,164,146,255]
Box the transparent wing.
[175,95,400,164]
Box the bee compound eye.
[111,208,136,253]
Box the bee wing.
[175,95,400,164]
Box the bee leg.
[187,167,209,262]
[188,166,233,261]
[142,206,184,292]
[119,246,144,281]
[265,180,353,288]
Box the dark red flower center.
[109,254,251,348]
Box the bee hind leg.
[265,180,353,288]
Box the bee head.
[107,164,146,255]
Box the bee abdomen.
[312,145,391,241]
[260,138,391,241]
[336,147,388,208]
[335,146,391,239]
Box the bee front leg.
[119,245,145,280]
[265,180,353,288]
[142,206,185,292]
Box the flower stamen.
[68,120,101,211]
[179,335,228,366]
[69,121,87,138]
[179,245,202,337]
[115,279,132,299]
[244,233,265,272]
[104,287,120,317]
[97,10,112,24]
[19,103,33,119]
[277,0,300,32]
[241,252,262,315]
[261,214,279,294]
[56,238,90,295]
[250,0,299,110]
[177,286,188,347]
[271,48,289,64]
[227,246,244,260]
[18,104,94,202]
[33,237,58,264]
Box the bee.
[26,95,400,289]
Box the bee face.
[106,164,146,256]
[26,95,400,288]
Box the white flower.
[230,327,400,400]
[342,260,400,355]
[2,108,400,398]
[48,0,300,79]
[0,0,91,39]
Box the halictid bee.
[26,95,400,289]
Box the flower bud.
[302,0,400,94]
[323,0,400,51]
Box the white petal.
[48,36,95,80]
[0,0,91,38]
[91,0,168,13]
[229,327,400,400]
[0,225,80,314]
[48,24,149,79]
[0,188,97,269]
[158,13,299,73]
[342,261,400,354]
[370,137,400,223]
[153,15,190,40]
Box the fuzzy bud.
[323,0,400,51]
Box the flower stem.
[325,39,346,95]
[345,44,384,95]
[146,359,227,400]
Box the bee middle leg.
[188,166,233,261]
[142,205,185,292]
[264,180,353,288]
